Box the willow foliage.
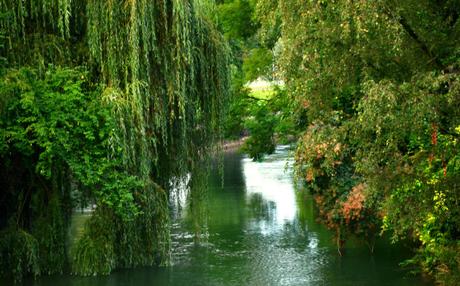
[84,0,230,182]
[1,0,230,280]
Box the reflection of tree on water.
[247,193,275,221]
[186,173,209,243]
[296,188,322,232]
[176,160,210,244]
[181,150,248,244]
[210,151,246,189]
[24,146,433,286]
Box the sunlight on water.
[243,145,296,229]
[18,145,432,286]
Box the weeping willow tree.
[0,0,229,280]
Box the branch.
[398,15,443,68]
[381,4,443,69]
[244,94,271,101]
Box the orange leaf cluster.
[431,123,438,146]
[333,143,342,154]
[341,183,366,225]
[315,143,329,159]
[306,169,314,182]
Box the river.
[26,145,431,285]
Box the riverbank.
[222,137,248,151]
[222,134,297,152]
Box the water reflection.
[243,145,296,227]
[19,145,432,286]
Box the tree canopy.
[1,0,459,284]
[0,0,229,280]
[256,0,460,283]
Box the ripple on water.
[24,145,432,286]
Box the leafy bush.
[32,196,66,275]
[0,229,40,283]
[71,209,116,276]
[243,48,273,82]
[295,121,381,251]
[72,183,170,275]
[243,104,276,161]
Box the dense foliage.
[0,0,229,281]
[2,0,459,284]
[242,103,276,160]
[218,0,296,161]
[257,0,460,283]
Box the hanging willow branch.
[0,0,230,278]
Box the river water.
[28,145,431,286]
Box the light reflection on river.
[24,145,432,286]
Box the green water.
[26,145,431,285]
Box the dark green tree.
[0,0,230,280]
[258,0,460,282]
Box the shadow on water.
[20,145,432,286]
